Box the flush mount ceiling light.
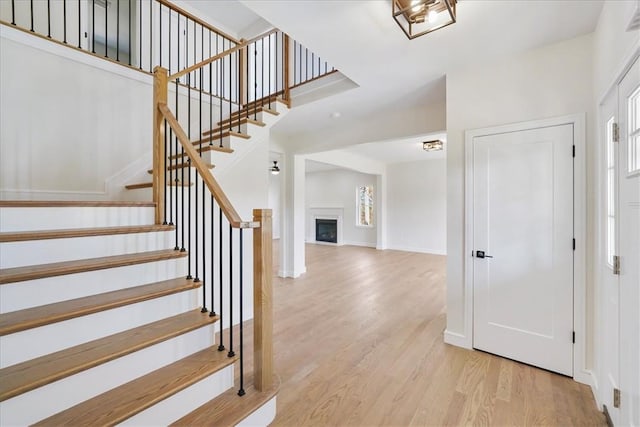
[392,0,457,40]
[270,161,281,175]
[423,140,444,151]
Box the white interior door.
[472,124,574,376]
[600,89,620,424]
[617,57,639,427]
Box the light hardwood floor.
[235,243,604,426]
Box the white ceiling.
[185,0,604,163]
[344,132,447,164]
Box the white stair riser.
[120,364,234,426]
[0,206,155,232]
[237,396,277,427]
[0,324,217,426]
[0,288,201,368]
[0,258,187,313]
[0,231,174,268]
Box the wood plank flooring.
[229,243,604,426]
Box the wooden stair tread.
[0,224,174,243]
[218,106,278,127]
[33,346,236,426]
[0,249,187,285]
[195,130,251,146]
[171,375,280,426]
[202,118,266,136]
[0,277,200,336]
[168,144,234,161]
[146,162,214,174]
[0,310,219,402]
[125,181,193,190]
[0,201,155,208]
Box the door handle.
[475,250,493,259]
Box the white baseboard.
[277,267,306,278]
[443,329,472,349]
[342,240,376,248]
[387,244,447,255]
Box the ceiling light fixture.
[392,0,457,40]
[270,161,281,175]
[423,140,444,151]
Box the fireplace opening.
[316,219,337,243]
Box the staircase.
[0,201,277,426]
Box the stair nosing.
[0,277,201,336]
[32,345,235,426]
[0,224,175,243]
[0,249,188,285]
[0,310,219,402]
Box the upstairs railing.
[2,0,238,75]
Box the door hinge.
[572,331,575,343]
[573,238,576,251]
[612,123,620,143]
[614,388,621,408]
[572,145,576,157]
[613,255,621,275]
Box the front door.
[617,57,639,427]
[472,123,574,376]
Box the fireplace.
[315,219,338,243]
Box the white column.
[376,172,388,250]
[279,153,306,278]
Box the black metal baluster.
[200,163,206,313]
[91,0,95,51]
[158,2,161,67]
[218,207,225,351]
[63,0,67,43]
[228,42,231,135]
[174,81,179,250]
[228,223,234,358]
[11,0,15,25]
[148,0,152,72]
[209,34,213,144]
[47,0,51,37]
[210,195,216,317]
[318,55,321,79]
[238,228,245,396]
[29,0,34,32]
[138,0,142,69]
[104,0,108,57]
[254,41,257,120]
[163,119,168,225]
[127,0,131,64]
[268,34,271,108]
[116,0,120,60]
[169,126,174,227]
[261,38,264,110]
[186,68,192,279]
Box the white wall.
[305,169,377,247]
[0,25,221,201]
[268,172,281,239]
[445,34,595,352]
[387,159,446,255]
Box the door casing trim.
[462,113,587,384]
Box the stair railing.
[1,0,238,78]
[154,64,273,394]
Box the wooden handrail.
[157,102,258,229]
[169,28,279,82]
[156,0,240,45]
[253,209,273,391]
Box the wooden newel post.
[283,34,290,102]
[152,66,168,225]
[253,209,273,391]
